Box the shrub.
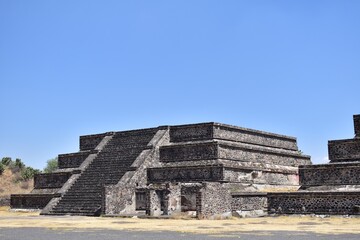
[1,157,12,166]
[0,163,5,175]
[15,158,25,169]
[43,158,58,173]
[21,167,41,181]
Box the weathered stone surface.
[299,162,360,186]
[79,132,113,151]
[223,168,299,185]
[160,142,218,162]
[213,124,298,150]
[160,141,310,166]
[170,123,214,142]
[181,185,199,211]
[34,172,72,189]
[217,143,310,166]
[231,193,267,211]
[196,182,231,218]
[58,151,92,169]
[11,194,60,209]
[170,122,299,151]
[271,114,360,216]
[148,166,224,183]
[11,121,310,218]
[328,139,360,162]
[268,191,360,215]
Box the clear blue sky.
[1,1,359,169]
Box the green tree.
[43,157,58,173]
[1,157,12,166]
[15,158,25,169]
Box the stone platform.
[11,122,310,218]
[268,114,360,215]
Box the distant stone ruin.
[11,122,311,218]
[268,114,360,215]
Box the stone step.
[160,141,310,167]
[169,122,299,151]
[49,129,158,216]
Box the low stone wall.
[170,123,214,142]
[58,151,92,169]
[160,142,310,166]
[34,172,73,189]
[268,191,360,215]
[328,139,360,162]
[160,142,218,162]
[148,166,223,183]
[169,122,298,151]
[231,193,267,211]
[299,163,360,186]
[80,132,112,151]
[218,143,310,166]
[11,194,59,209]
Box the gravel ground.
[0,227,360,240]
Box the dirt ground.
[0,168,33,198]
[1,207,360,236]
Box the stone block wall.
[181,185,200,211]
[299,163,360,186]
[217,143,310,166]
[34,172,73,189]
[231,193,267,211]
[170,122,298,150]
[104,184,136,215]
[160,142,310,166]
[268,192,360,215]
[80,132,112,151]
[148,166,224,183]
[213,124,298,150]
[160,143,217,162]
[170,123,214,142]
[328,139,360,162]
[196,182,231,218]
[145,190,162,216]
[10,194,60,209]
[58,151,92,169]
[223,168,299,185]
[144,183,182,216]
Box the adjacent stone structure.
[268,114,360,215]
[11,122,310,218]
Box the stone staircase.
[48,128,158,216]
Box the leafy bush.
[1,157,12,166]
[15,158,25,169]
[0,163,5,175]
[21,167,41,181]
[43,158,58,173]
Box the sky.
[0,0,359,170]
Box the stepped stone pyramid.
[11,122,310,218]
[268,114,360,215]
